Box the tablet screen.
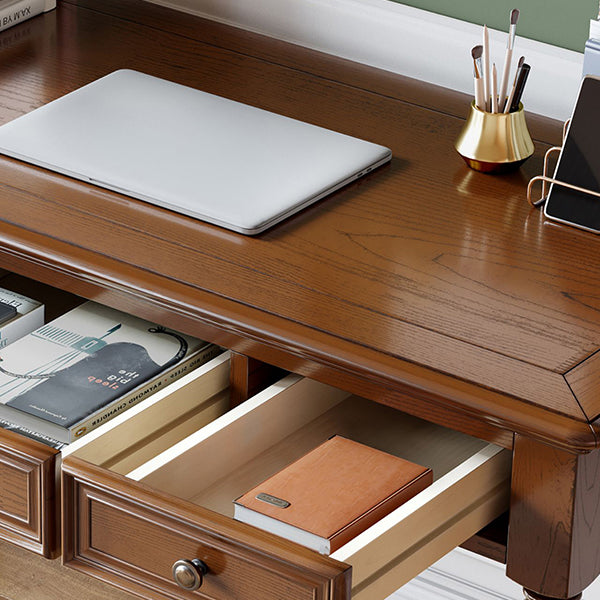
[544,76,600,233]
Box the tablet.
[544,76,600,234]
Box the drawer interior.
[128,376,489,516]
[69,373,510,599]
[137,375,510,600]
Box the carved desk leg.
[524,590,582,600]
[507,434,600,599]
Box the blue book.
[583,38,600,78]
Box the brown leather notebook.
[233,435,433,554]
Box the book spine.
[68,344,222,441]
[0,303,44,349]
[590,18,600,41]
[0,0,51,32]
[0,416,65,450]
[583,38,600,78]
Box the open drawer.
[62,369,511,600]
[0,272,228,559]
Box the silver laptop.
[0,70,391,235]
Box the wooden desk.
[0,2,595,599]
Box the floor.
[3,537,600,599]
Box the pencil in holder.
[455,102,534,173]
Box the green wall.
[392,0,598,52]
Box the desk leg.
[229,351,286,408]
[506,434,600,599]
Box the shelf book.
[0,0,55,33]
[0,301,221,446]
[233,435,433,554]
[0,285,44,348]
[0,301,16,325]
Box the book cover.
[0,301,215,442]
[0,0,55,33]
[233,435,433,555]
[68,341,222,441]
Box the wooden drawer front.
[0,429,58,557]
[64,470,346,600]
[64,371,510,600]
[0,454,33,522]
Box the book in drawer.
[0,299,228,558]
[62,372,511,600]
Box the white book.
[0,286,44,349]
[0,0,55,33]
[590,18,600,41]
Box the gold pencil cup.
[455,102,534,173]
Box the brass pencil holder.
[455,102,534,173]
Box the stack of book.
[0,301,220,448]
[0,285,44,348]
[234,435,433,555]
[584,13,600,77]
[0,0,55,33]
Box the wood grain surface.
[508,435,600,598]
[62,456,350,600]
[0,0,597,452]
[0,428,58,557]
[0,537,137,600]
[0,2,599,599]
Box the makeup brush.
[504,55,525,113]
[483,25,491,111]
[499,9,520,111]
[471,45,485,111]
[491,63,499,113]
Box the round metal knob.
[172,558,209,591]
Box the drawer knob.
[172,558,209,590]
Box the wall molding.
[149,0,583,121]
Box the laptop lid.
[0,70,391,235]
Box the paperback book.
[0,285,44,348]
[0,301,16,325]
[0,301,220,444]
[0,0,55,33]
[234,435,433,555]
[0,415,65,450]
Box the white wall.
[149,0,583,121]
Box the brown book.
[233,435,433,554]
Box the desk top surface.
[0,0,597,451]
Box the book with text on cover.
[233,435,433,555]
[0,0,55,33]
[0,301,220,444]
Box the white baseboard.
[388,546,600,599]
[148,0,582,122]
[387,548,521,600]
